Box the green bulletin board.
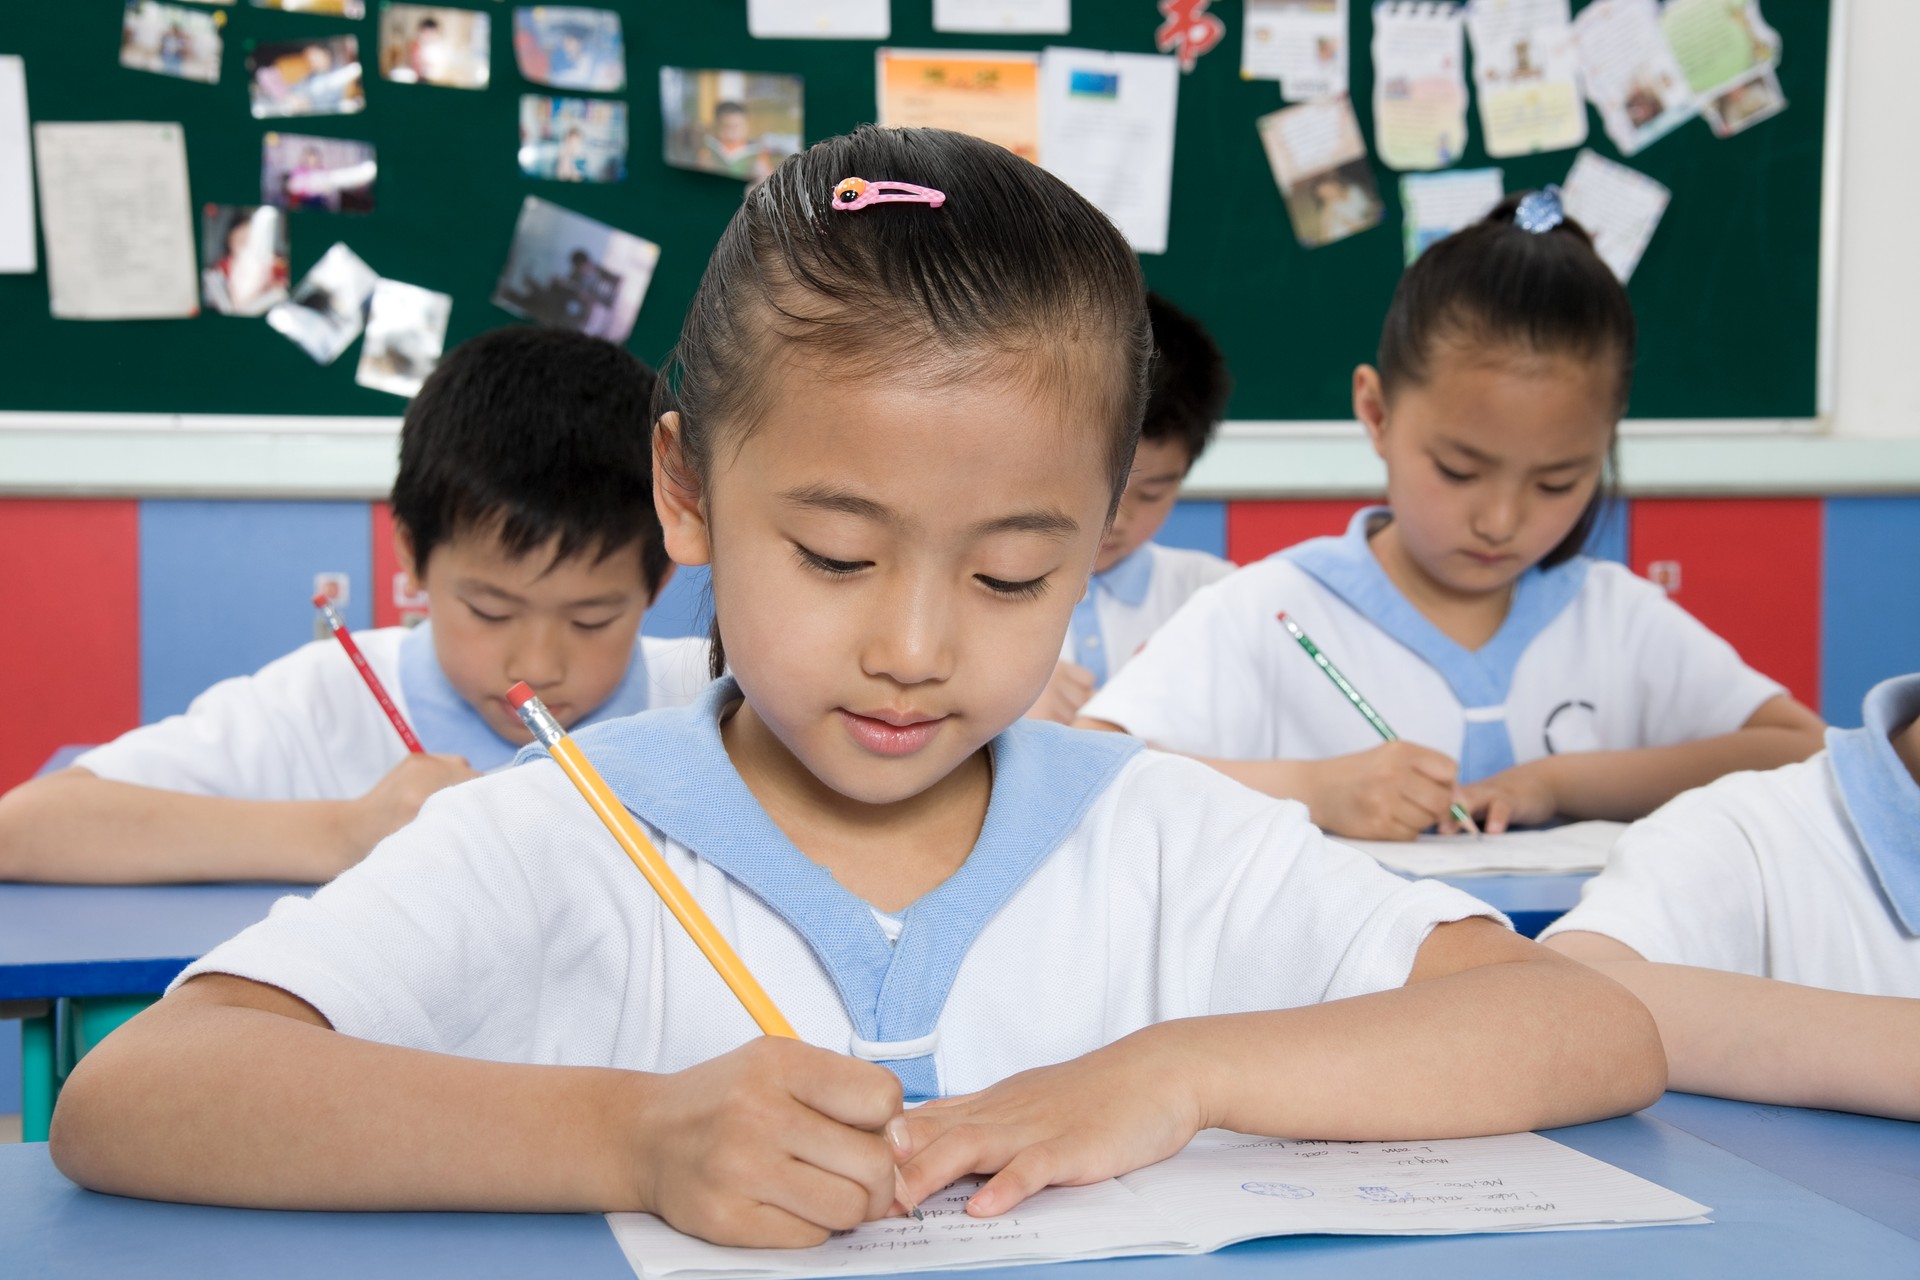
[0,1,1828,420]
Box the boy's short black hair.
[1142,292,1230,468]
[391,327,668,591]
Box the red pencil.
[312,593,424,753]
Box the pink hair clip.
[831,177,947,212]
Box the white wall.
[1829,0,1920,437]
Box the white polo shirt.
[1059,542,1236,687]
[1541,675,1920,997]
[175,680,1501,1099]
[1081,508,1782,783]
[76,623,713,799]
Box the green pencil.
[1277,612,1477,832]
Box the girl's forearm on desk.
[1186,923,1665,1139]
[50,974,646,1211]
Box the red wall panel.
[1629,498,1822,710]
[370,502,429,629]
[0,501,141,792]
[1226,499,1375,565]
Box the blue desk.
[0,882,311,1141]
[4,1096,1917,1278]
[1651,1092,1920,1243]
[1434,873,1587,939]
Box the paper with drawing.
[1342,819,1627,877]
[608,1128,1708,1278]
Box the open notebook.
[1342,820,1628,877]
[608,1128,1709,1279]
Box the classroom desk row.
[4,1093,1917,1278]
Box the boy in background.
[0,329,708,884]
[1028,293,1235,723]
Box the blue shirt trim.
[518,678,1144,1098]
[1282,507,1590,783]
[1827,674,1920,935]
[397,621,657,773]
[1066,544,1156,688]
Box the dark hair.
[1142,292,1229,467]
[656,125,1150,676]
[714,101,747,117]
[1376,193,1635,567]
[391,328,668,591]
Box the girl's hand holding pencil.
[507,682,925,1239]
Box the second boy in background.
[0,329,709,884]
[1027,293,1235,724]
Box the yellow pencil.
[507,682,922,1220]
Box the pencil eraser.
[506,681,537,711]
[311,592,330,608]
[1275,611,1288,622]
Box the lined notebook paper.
[1343,820,1628,877]
[608,1128,1708,1278]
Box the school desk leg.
[69,995,156,1062]
[19,1005,55,1144]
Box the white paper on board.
[1464,0,1587,158]
[1370,1,1469,171]
[1400,166,1504,262]
[747,0,890,39]
[933,0,1068,34]
[1572,0,1697,156]
[0,57,34,274]
[34,121,198,319]
[1561,148,1670,281]
[1242,0,1348,101]
[1038,47,1180,255]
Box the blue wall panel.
[642,563,714,639]
[139,501,374,723]
[1821,496,1920,727]
[1587,497,1630,566]
[1154,500,1228,559]
[0,1019,15,1117]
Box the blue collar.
[397,621,657,773]
[519,678,1142,1099]
[1092,543,1155,606]
[1283,507,1590,783]
[1827,674,1920,935]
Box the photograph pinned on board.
[200,203,290,315]
[1256,97,1384,248]
[379,4,490,89]
[250,0,367,15]
[267,241,379,363]
[492,196,658,343]
[247,36,365,118]
[120,1,224,84]
[519,96,627,183]
[660,67,804,183]
[357,278,452,397]
[513,7,625,93]
[263,132,377,213]
[1701,62,1786,137]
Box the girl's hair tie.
[1514,185,1566,234]
[831,176,947,211]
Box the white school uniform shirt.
[1080,507,1783,783]
[174,678,1501,1100]
[75,622,713,799]
[1059,542,1236,688]
[1541,674,1920,997]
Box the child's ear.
[391,517,427,597]
[1353,365,1389,458]
[653,413,712,568]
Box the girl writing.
[1081,192,1826,840]
[52,133,1662,1246]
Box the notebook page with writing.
[1343,820,1627,877]
[608,1176,1190,1279]
[1125,1129,1709,1243]
[605,1129,1708,1279]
